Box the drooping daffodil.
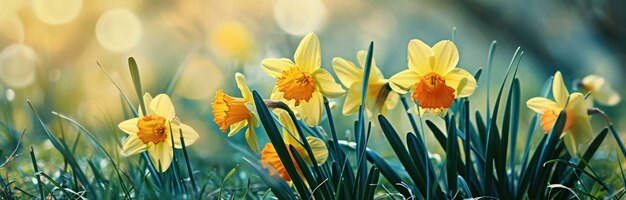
[260,109,328,182]
[527,71,593,155]
[332,50,399,116]
[578,74,621,106]
[261,33,345,127]
[388,39,477,116]
[211,73,260,152]
[118,93,200,172]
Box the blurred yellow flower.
[209,20,255,60]
[261,33,345,126]
[579,74,621,106]
[389,40,476,116]
[332,50,399,116]
[211,73,260,152]
[527,71,593,155]
[260,110,328,182]
[118,93,200,172]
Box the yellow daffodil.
[388,40,477,116]
[527,71,593,155]
[579,74,621,106]
[118,93,200,172]
[332,50,399,116]
[211,73,261,152]
[261,33,345,127]
[260,110,328,182]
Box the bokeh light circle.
[0,11,24,44]
[5,89,15,101]
[210,21,254,58]
[175,58,223,100]
[273,0,327,36]
[0,44,37,89]
[96,9,143,52]
[33,0,82,24]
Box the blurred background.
[1,0,625,179]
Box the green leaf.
[128,57,146,115]
[446,116,458,195]
[219,165,238,199]
[364,166,380,200]
[378,114,426,196]
[252,91,310,199]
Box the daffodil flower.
[118,93,200,172]
[579,74,621,106]
[261,33,345,127]
[388,40,477,116]
[527,71,593,155]
[211,73,261,152]
[260,110,328,182]
[332,50,399,116]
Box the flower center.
[276,67,316,106]
[540,109,574,134]
[212,89,251,132]
[412,73,456,109]
[136,115,168,145]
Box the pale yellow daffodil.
[260,110,328,182]
[332,50,399,116]
[261,33,345,127]
[388,39,477,116]
[579,74,621,106]
[211,73,261,152]
[118,93,200,172]
[527,71,593,155]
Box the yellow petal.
[388,69,420,94]
[432,40,459,75]
[592,82,621,106]
[140,93,155,116]
[552,71,570,106]
[384,92,400,111]
[245,125,259,152]
[150,94,176,120]
[235,73,253,101]
[276,109,299,145]
[299,91,323,127]
[342,84,362,115]
[294,33,321,73]
[313,69,345,98]
[261,58,295,78]
[121,135,147,156]
[581,74,605,92]
[171,122,200,148]
[306,136,328,166]
[332,57,361,87]
[357,50,384,81]
[118,118,139,135]
[228,120,248,137]
[567,93,593,144]
[407,39,433,76]
[526,97,560,114]
[148,142,173,172]
[444,68,477,98]
[562,132,577,156]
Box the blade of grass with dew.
[97,62,138,117]
[37,172,73,198]
[53,112,132,196]
[27,101,92,196]
[30,147,45,200]
[252,91,310,199]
